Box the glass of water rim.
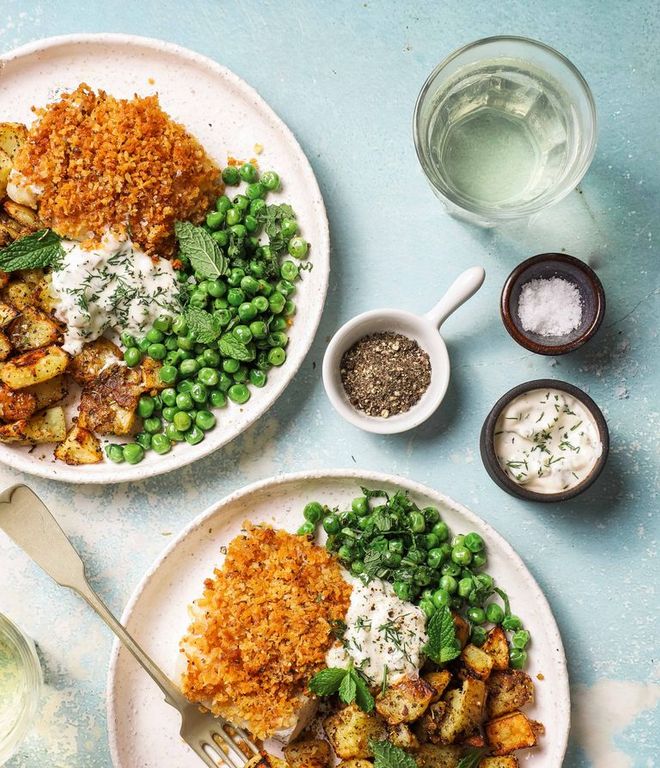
[413,36,597,224]
[0,613,42,764]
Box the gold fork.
[0,484,260,768]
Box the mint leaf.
[353,671,375,713]
[308,667,347,697]
[218,334,255,361]
[184,307,222,344]
[174,221,227,279]
[457,747,489,768]
[369,739,417,768]
[338,670,357,705]
[0,229,63,271]
[423,605,461,665]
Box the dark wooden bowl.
[501,253,605,355]
[480,379,610,502]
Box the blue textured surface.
[0,1,658,766]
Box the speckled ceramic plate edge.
[0,33,329,483]
[106,469,570,768]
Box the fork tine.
[188,740,225,768]
[225,723,260,755]
[211,728,249,766]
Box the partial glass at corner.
[413,36,597,225]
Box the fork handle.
[0,484,187,710]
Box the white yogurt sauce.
[494,388,603,493]
[50,232,181,354]
[326,573,428,685]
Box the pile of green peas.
[105,162,308,465]
[299,490,531,669]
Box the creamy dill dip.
[494,388,603,493]
[50,232,181,354]
[326,573,428,685]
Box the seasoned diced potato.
[453,614,470,648]
[0,300,19,328]
[0,331,11,361]
[246,755,287,768]
[338,762,374,768]
[437,677,486,744]
[0,406,66,444]
[424,670,452,703]
[3,201,40,231]
[0,123,28,160]
[324,705,386,760]
[0,344,69,389]
[25,375,68,410]
[479,757,519,768]
[486,711,538,755]
[0,381,36,421]
[78,363,141,435]
[54,425,102,465]
[283,738,332,767]
[413,744,461,768]
[387,722,418,750]
[376,675,435,725]
[418,700,447,744]
[482,627,509,671]
[0,149,11,200]
[7,305,61,351]
[1,281,37,311]
[486,670,534,719]
[69,338,122,385]
[461,733,485,747]
[140,356,165,391]
[461,644,494,681]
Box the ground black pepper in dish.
[340,332,432,418]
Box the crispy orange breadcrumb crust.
[12,83,221,257]
[179,524,352,739]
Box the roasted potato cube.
[437,677,486,745]
[376,675,435,725]
[453,613,470,648]
[25,375,68,410]
[69,338,122,385]
[461,644,494,681]
[7,306,62,352]
[486,711,538,755]
[283,738,331,767]
[0,381,36,421]
[246,755,287,768]
[461,733,485,747]
[387,722,419,750]
[338,762,374,768]
[78,363,142,435]
[0,123,28,160]
[54,425,102,465]
[3,201,40,231]
[479,757,519,768]
[0,331,11,361]
[482,627,509,671]
[424,670,452,703]
[0,301,19,328]
[1,281,34,311]
[414,744,461,768]
[0,406,66,444]
[140,356,165,391]
[486,670,534,719]
[0,149,11,200]
[417,700,447,744]
[0,344,69,389]
[324,704,386,760]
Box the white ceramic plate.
[0,34,329,483]
[107,470,570,767]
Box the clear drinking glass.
[0,614,42,763]
[413,36,597,225]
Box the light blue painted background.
[0,1,658,766]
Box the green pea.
[458,577,474,598]
[227,288,245,307]
[276,279,295,297]
[236,302,256,323]
[144,417,162,434]
[269,292,286,314]
[452,534,465,548]
[124,347,141,367]
[225,207,241,226]
[165,424,185,442]
[322,514,340,535]
[238,276,258,296]
[250,198,266,217]
[297,521,315,536]
[471,626,488,646]
[123,443,145,465]
[177,335,194,351]
[206,210,224,230]
[137,396,155,419]
[177,379,194,394]
[303,501,323,524]
[432,588,450,609]
[228,383,250,404]
[348,497,367,517]
[475,573,494,591]
[189,383,207,404]
[288,236,308,259]
[230,224,247,238]
[389,539,404,555]
[383,551,401,568]
[249,369,267,387]
[284,299,296,316]
[215,194,231,213]
[414,566,433,586]
[222,166,240,185]
[280,261,299,282]
[135,432,152,450]
[485,603,505,624]
[502,615,523,632]
[257,279,273,296]
[146,328,164,343]
[427,548,445,570]
[245,182,265,201]
[185,425,205,445]
[222,358,240,374]
[231,326,251,345]
[197,368,218,387]
[211,229,229,246]
[165,336,178,351]
[195,410,216,431]
[160,388,177,407]
[452,545,472,566]
[172,411,192,432]
[467,607,486,625]
[393,581,413,602]
[512,630,530,649]
[337,544,355,562]
[424,533,440,550]
[248,320,268,340]
[432,521,450,541]
[464,532,485,553]
[419,598,436,618]
[239,162,258,182]
[172,316,189,336]
[260,170,280,190]
[147,343,166,360]
[105,444,125,463]
[441,562,462,578]
[268,347,286,366]
[176,392,193,411]
[509,648,527,669]
[409,511,426,533]
[439,575,458,594]
[472,552,487,568]
[162,406,177,423]
[281,218,297,238]
[120,331,137,348]
[151,433,171,455]
[209,389,226,408]
[138,337,150,352]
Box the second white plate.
[107,469,570,767]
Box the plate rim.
[106,468,570,767]
[0,32,330,484]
